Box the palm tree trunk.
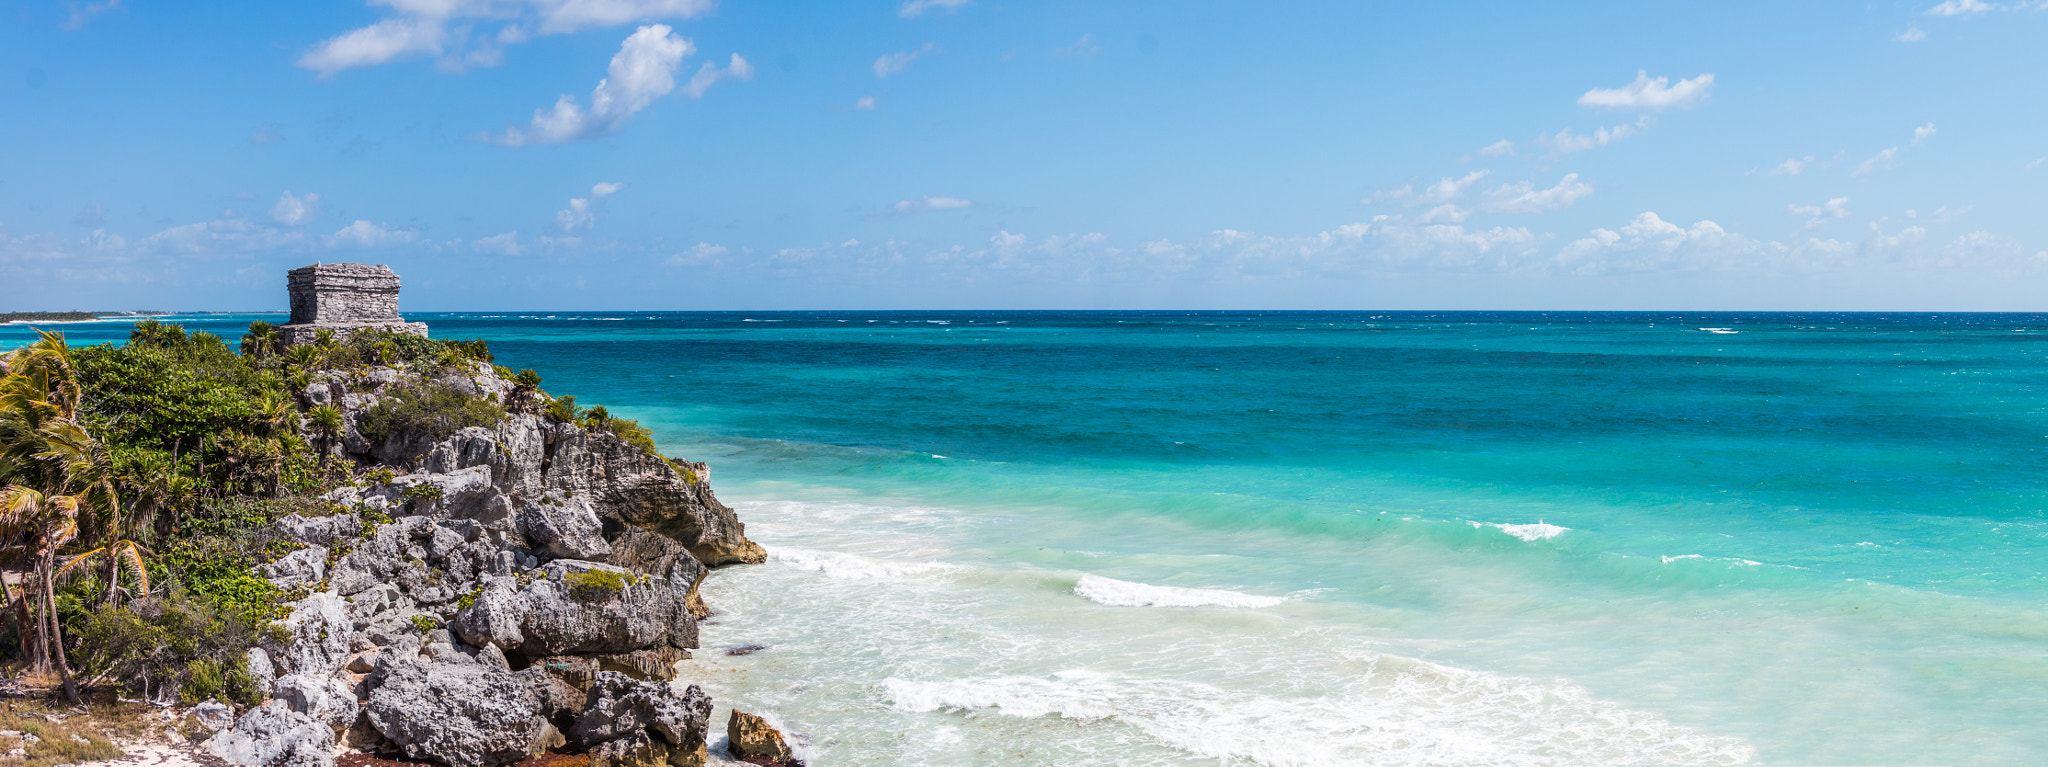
[43,559,75,701]
[103,553,119,608]
[0,573,21,660]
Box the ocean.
[12,311,2048,765]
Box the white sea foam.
[1073,574,1286,608]
[1662,554,1705,564]
[767,546,956,580]
[1698,327,1739,334]
[1487,521,1569,541]
[885,663,1756,767]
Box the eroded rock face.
[726,711,800,767]
[366,654,547,767]
[518,491,611,560]
[204,701,336,767]
[571,672,712,754]
[266,593,353,678]
[515,561,695,657]
[272,673,358,734]
[260,547,328,590]
[542,429,763,567]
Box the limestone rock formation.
[365,654,549,767]
[726,710,801,767]
[279,263,428,346]
[203,700,337,767]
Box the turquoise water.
[14,312,2048,765]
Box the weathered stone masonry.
[279,262,429,346]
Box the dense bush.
[357,382,507,445]
[69,589,272,705]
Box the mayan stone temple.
[277,262,429,346]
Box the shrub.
[544,394,581,424]
[69,590,270,706]
[356,382,506,445]
[410,615,442,633]
[564,570,631,602]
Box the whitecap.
[1493,521,1569,541]
[884,663,1756,767]
[1661,554,1704,564]
[767,546,956,580]
[1073,574,1285,608]
[1698,327,1739,334]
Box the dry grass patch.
[0,695,163,767]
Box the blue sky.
[3,0,2045,310]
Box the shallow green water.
[15,311,2048,765]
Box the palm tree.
[307,405,344,465]
[240,321,283,360]
[0,485,81,700]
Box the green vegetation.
[0,320,493,703]
[0,312,97,323]
[564,569,632,602]
[409,614,441,633]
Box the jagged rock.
[589,730,667,767]
[542,427,763,567]
[518,491,611,560]
[366,654,547,767]
[347,584,408,627]
[516,561,694,657]
[260,546,328,589]
[376,467,508,525]
[272,674,357,734]
[187,700,237,733]
[275,514,362,547]
[516,667,587,732]
[593,648,686,682]
[331,516,511,606]
[604,527,708,618]
[203,700,336,767]
[726,711,799,766]
[267,592,353,678]
[570,671,712,753]
[246,648,277,697]
[451,576,529,650]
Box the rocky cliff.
[202,361,774,767]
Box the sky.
[3,0,2046,311]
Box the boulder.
[246,648,277,697]
[726,710,799,767]
[516,561,694,657]
[260,546,328,590]
[540,425,763,567]
[451,576,529,650]
[588,730,667,767]
[516,666,587,731]
[271,674,358,734]
[267,592,353,678]
[366,654,547,767]
[203,700,336,767]
[187,700,237,733]
[275,514,363,547]
[518,491,611,560]
[570,672,712,753]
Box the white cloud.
[473,231,525,256]
[1913,123,1937,144]
[1056,34,1101,57]
[666,241,726,266]
[299,18,448,76]
[682,53,753,98]
[854,95,878,110]
[1540,118,1648,156]
[1555,212,1757,274]
[2027,156,2047,170]
[1478,140,1516,157]
[1854,146,1900,175]
[899,0,970,19]
[328,220,419,248]
[1768,156,1816,176]
[894,196,973,213]
[1420,204,1470,224]
[61,0,122,31]
[297,0,714,75]
[1482,173,1593,213]
[1418,171,1490,205]
[556,182,624,233]
[489,25,695,146]
[251,125,285,145]
[1927,0,1996,16]
[1577,71,1715,110]
[269,191,323,227]
[875,43,935,78]
[1898,27,1928,41]
[1931,205,1972,223]
[1788,197,1851,229]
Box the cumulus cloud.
[297,0,715,75]
[473,231,525,256]
[854,95,878,110]
[875,43,935,78]
[1913,123,1938,144]
[894,196,973,213]
[269,192,323,227]
[556,182,624,233]
[1478,140,1516,157]
[1540,118,1648,156]
[1898,27,1928,41]
[899,0,970,18]
[666,242,727,266]
[1555,212,1756,274]
[1788,197,1851,229]
[488,25,701,146]
[1482,174,1593,213]
[2027,156,2047,171]
[1577,71,1715,110]
[1854,146,1900,175]
[1927,0,1996,16]
[329,220,419,248]
[1768,156,1816,176]
[682,53,753,98]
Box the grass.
[0,694,163,767]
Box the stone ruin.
[279,262,428,346]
